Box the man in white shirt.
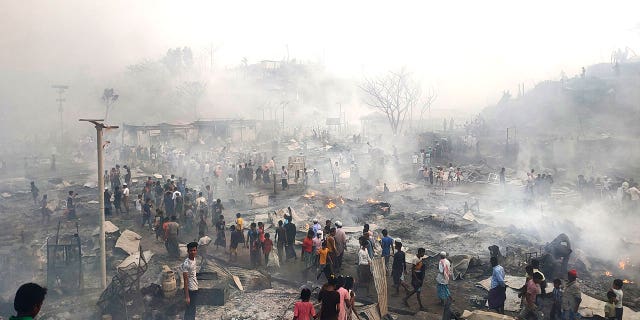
[182,242,199,320]
[436,251,453,305]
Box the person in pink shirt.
[294,287,317,320]
[336,276,352,320]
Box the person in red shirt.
[263,233,274,266]
[302,230,315,273]
[294,287,317,320]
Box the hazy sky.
[2,0,639,112]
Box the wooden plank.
[232,275,244,291]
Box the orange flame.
[304,192,316,199]
[623,279,634,284]
[367,198,380,204]
[605,271,613,277]
[326,201,337,209]
[619,261,626,270]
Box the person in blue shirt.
[488,256,506,314]
[379,229,394,273]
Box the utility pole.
[51,85,69,149]
[79,119,118,289]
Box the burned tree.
[360,69,424,135]
[102,88,119,122]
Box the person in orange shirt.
[316,241,332,281]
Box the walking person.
[391,240,410,295]
[403,248,427,311]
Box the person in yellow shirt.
[235,212,244,231]
[316,241,332,281]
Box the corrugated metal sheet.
[371,257,388,317]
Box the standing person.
[326,228,337,269]
[336,276,352,320]
[275,220,287,264]
[500,167,506,185]
[181,242,199,320]
[135,194,143,218]
[214,214,226,250]
[30,181,39,204]
[317,241,332,281]
[323,220,332,239]
[229,225,243,262]
[124,165,131,185]
[294,287,317,320]
[519,272,543,320]
[605,291,617,320]
[313,231,323,270]
[198,215,208,237]
[263,233,274,267]
[562,270,582,320]
[114,186,123,215]
[246,223,261,267]
[66,191,76,219]
[235,212,244,231]
[104,188,112,216]
[197,231,212,263]
[10,282,47,320]
[212,198,224,226]
[284,217,297,261]
[611,279,623,320]
[142,198,153,230]
[391,240,410,294]
[550,279,563,320]
[311,219,322,236]
[380,229,394,273]
[40,194,51,224]
[436,251,453,305]
[488,256,507,314]
[164,191,175,217]
[357,239,373,296]
[334,221,347,272]
[122,183,130,214]
[404,248,427,311]
[164,216,180,258]
[302,230,315,274]
[318,277,341,320]
[281,165,289,190]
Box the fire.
[326,201,337,209]
[619,260,626,270]
[339,197,345,204]
[623,279,634,284]
[304,192,316,199]
[367,198,380,204]
[605,271,613,277]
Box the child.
[293,287,317,320]
[235,212,244,231]
[605,290,617,320]
[316,241,331,281]
[263,233,273,266]
[550,278,563,320]
[612,279,624,320]
[135,194,143,215]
